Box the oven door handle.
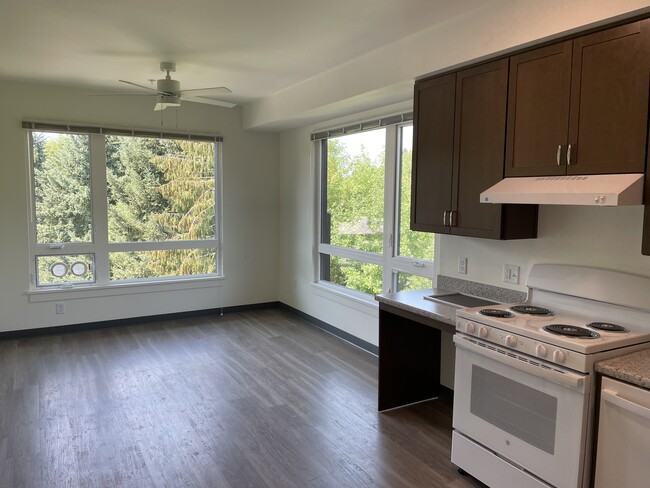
[454,335,586,391]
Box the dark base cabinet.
[378,304,443,411]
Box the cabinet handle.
[450,211,456,227]
[556,145,563,166]
[443,211,448,226]
[567,144,573,166]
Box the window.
[317,117,434,297]
[28,125,222,289]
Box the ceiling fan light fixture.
[154,95,182,111]
[100,62,235,111]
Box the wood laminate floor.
[0,308,484,488]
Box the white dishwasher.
[594,376,650,488]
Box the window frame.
[26,129,224,292]
[315,120,433,299]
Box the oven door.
[452,334,591,488]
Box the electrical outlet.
[458,257,467,275]
[503,264,520,284]
[55,302,65,314]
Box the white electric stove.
[451,264,650,488]
[456,300,650,373]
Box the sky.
[335,125,412,163]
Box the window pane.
[32,132,92,244]
[109,248,216,280]
[395,271,432,292]
[106,136,215,243]
[36,254,95,286]
[322,129,385,253]
[320,254,382,295]
[397,126,434,261]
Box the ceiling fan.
[94,62,235,110]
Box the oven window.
[470,365,558,454]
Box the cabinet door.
[452,59,509,239]
[568,20,650,174]
[410,74,456,233]
[505,42,572,176]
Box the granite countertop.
[595,348,650,389]
[375,288,464,326]
[375,278,527,329]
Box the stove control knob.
[535,344,548,358]
[466,322,476,334]
[553,350,566,364]
[478,326,489,338]
[505,335,517,347]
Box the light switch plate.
[458,257,467,274]
[503,264,520,284]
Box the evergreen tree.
[33,133,92,243]
[106,137,216,279]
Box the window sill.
[310,282,379,315]
[28,275,224,302]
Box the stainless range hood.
[480,174,645,206]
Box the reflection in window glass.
[106,136,215,243]
[110,248,216,281]
[396,272,432,292]
[36,254,95,286]
[32,132,92,244]
[322,129,386,253]
[320,254,382,295]
[398,126,434,261]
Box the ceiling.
[0,0,481,113]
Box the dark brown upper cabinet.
[411,73,456,233]
[411,60,538,239]
[506,42,572,176]
[506,20,650,176]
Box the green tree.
[106,136,171,243]
[324,134,434,295]
[33,133,92,243]
[106,137,216,280]
[150,140,216,277]
[325,138,384,294]
[396,148,434,291]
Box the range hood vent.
[480,174,645,206]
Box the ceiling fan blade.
[153,102,168,111]
[89,93,159,96]
[181,86,232,97]
[181,96,236,108]
[118,80,163,93]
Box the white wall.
[439,206,650,292]
[0,80,279,332]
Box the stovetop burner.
[510,305,554,316]
[544,324,601,338]
[479,309,514,318]
[587,322,628,332]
